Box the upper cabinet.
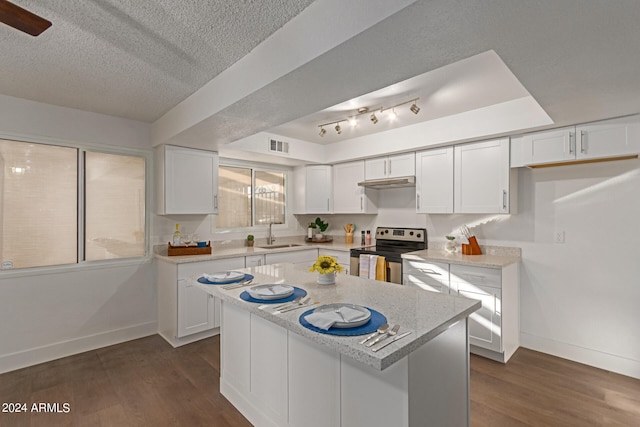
[333,161,377,214]
[365,153,415,180]
[293,165,332,214]
[454,138,511,214]
[155,145,219,215]
[415,147,454,214]
[517,115,640,167]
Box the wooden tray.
[305,236,333,243]
[168,242,212,256]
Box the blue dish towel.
[197,273,254,285]
[240,287,307,304]
[299,307,387,336]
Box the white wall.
[316,159,639,378]
[0,96,156,374]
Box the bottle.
[361,230,366,245]
[366,230,371,245]
[172,224,181,246]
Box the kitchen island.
[193,263,480,427]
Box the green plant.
[308,222,317,229]
[314,217,329,233]
[446,235,455,241]
[247,234,254,241]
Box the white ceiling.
[2,0,640,153]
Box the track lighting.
[316,97,419,137]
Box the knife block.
[462,236,483,255]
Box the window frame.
[215,159,290,234]
[0,133,152,277]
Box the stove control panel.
[375,227,426,243]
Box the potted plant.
[247,234,254,247]
[309,255,344,285]
[314,217,329,240]
[445,235,456,253]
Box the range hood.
[357,176,416,189]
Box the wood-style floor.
[1,335,638,426]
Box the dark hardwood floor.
[1,335,638,426]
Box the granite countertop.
[402,245,521,268]
[192,263,480,371]
[154,236,365,264]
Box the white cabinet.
[156,256,244,347]
[454,138,511,214]
[265,249,318,266]
[415,147,454,213]
[245,254,264,268]
[318,249,351,276]
[449,263,519,362]
[402,259,449,293]
[293,165,332,214]
[519,115,640,166]
[365,153,415,180]
[332,161,377,214]
[155,145,219,215]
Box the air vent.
[268,138,289,154]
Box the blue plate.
[197,273,254,285]
[240,287,307,304]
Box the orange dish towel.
[375,256,387,281]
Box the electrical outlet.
[554,230,565,244]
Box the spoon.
[367,324,399,347]
[359,323,389,345]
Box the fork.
[367,324,400,347]
[222,279,253,290]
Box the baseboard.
[0,321,157,374]
[158,327,220,348]
[520,332,640,380]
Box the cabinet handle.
[214,194,218,209]
[419,268,440,275]
[384,159,387,176]
[327,198,330,211]
[360,196,363,211]
[568,132,574,154]
[416,193,420,210]
[502,190,507,210]
[580,130,586,153]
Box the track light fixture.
[316,98,419,137]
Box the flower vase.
[317,272,336,285]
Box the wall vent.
[268,138,289,154]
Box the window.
[0,138,147,270]
[218,165,285,228]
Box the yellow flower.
[309,255,344,274]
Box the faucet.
[267,222,282,245]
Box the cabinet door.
[245,254,264,267]
[415,147,454,213]
[454,138,510,213]
[364,157,387,180]
[305,166,332,213]
[163,145,218,214]
[333,161,364,213]
[576,115,640,160]
[318,249,350,275]
[455,282,502,353]
[388,153,415,178]
[521,127,575,165]
[177,278,215,337]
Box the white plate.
[247,284,295,300]
[202,271,245,283]
[312,303,371,328]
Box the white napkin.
[253,285,292,296]
[359,254,370,277]
[305,306,367,330]
[368,255,378,279]
[202,271,243,282]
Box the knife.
[371,331,412,352]
[278,300,315,313]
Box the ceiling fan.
[0,0,51,36]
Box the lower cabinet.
[264,249,318,266]
[403,258,520,363]
[156,256,245,347]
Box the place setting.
[239,283,307,304]
[197,270,254,288]
[298,302,387,337]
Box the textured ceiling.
[0,0,315,122]
[2,0,640,153]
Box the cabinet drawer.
[177,257,245,280]
[403,260,449,279]
[450,264,501,289]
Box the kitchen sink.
[257,243,303,249]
